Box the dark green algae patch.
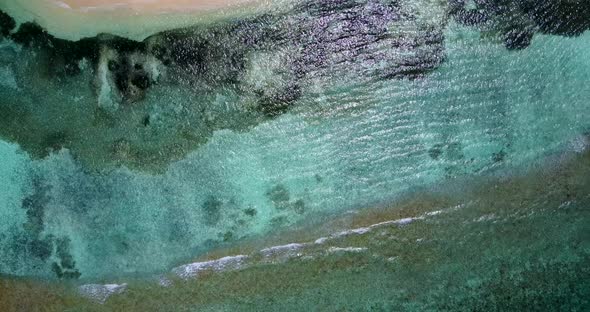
[0,149,588,311]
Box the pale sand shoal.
[0,0,291,41]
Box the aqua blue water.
[0,15,588,282]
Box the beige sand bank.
[0,0,289,41]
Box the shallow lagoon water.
[0,0,589,310]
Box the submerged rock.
[450,0,590,49]
[0,1,450,172]
[0,1,588,172]
[0,10,15,37]
[519,0,590,37]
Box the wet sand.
[0,0,288,40]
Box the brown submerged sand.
[0,0,288,40]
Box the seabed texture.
[0,0,589,311]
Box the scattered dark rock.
[429,142,466,164]
[29,237,54,261]
[52,236,81,279]
[293,199,306,214]
[61,269,82,279]
[202,196,222,226]
[266,184,290,210]
[428,144,444,160]
[266,184,307,214]
[492,150,506,163]
[314,174,323,183]
[222,231,233,242]
[51,261,81,280]
[244,208,257,217]
[142,115,151,127]
[55,237,76,270]
[51,262,63,278]
[22,176,50,237]
[446,142,464,160]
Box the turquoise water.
[0,3,589,309]
[0,23,588,279]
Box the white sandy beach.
[0,0,288,40]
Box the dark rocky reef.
[0,10,15,37]
[291,0,445,79]
[520,0,590,37]
[450,0,590,50]
[0,0,588,171]
[0,1,449,171]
